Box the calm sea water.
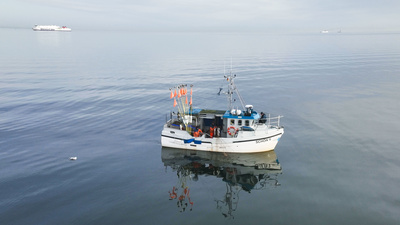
[1,28,400,224]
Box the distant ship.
[321,30,329,33]
[32,25,71,32]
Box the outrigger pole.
[170,84,193,133]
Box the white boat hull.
[161,125,284,153]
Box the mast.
[224,73,246,111]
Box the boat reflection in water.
[161,147,282,218]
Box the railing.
[266,114,283,128]
[166,112,197,126]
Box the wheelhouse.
[166,105,264,138]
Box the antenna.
[224,61,226,76]
[230,57,232,75]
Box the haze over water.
[1,28,400,224]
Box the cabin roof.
[185,108,261,120]
[223,110,260,120]
[185,109,226,115]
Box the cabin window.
[238,120,242,126]
[245,120,250,126]
[230,119,235,125]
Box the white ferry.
[32,25,71,32]
[161,73,284,153]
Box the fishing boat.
[161,72,284,153]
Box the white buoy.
[69,157,77,160]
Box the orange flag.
[185,95,188,104]
[178,90,181,98]
[190,87,192,95]
[174,98,177,107]
[170,90,173,99]
[189,96,192,105]
[174,89,177,98]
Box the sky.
[1,0,400,33]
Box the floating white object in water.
[69,157,77,160]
